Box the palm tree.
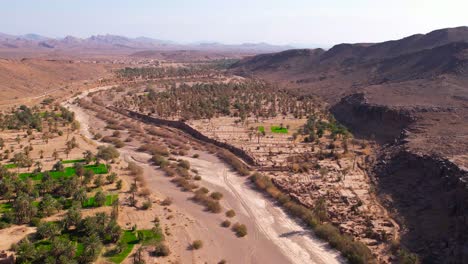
[73,188,88,206]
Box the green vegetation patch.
[0,203,12,213]
[257,126,265,133]
[137,229,163,245]
[62,159,86,164]
[3,163,17,169]
[82,194,118,208]
[270,126,288,134]
[108,230,139,263]
[108,228,163,263]
[34,234,83,257]
[19,164,108,181]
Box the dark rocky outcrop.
[331,93,415,144]
[375,148,468,264]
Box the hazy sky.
[1,0,467,46]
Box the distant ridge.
[0,33,294,54]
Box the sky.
[1,0,467,47]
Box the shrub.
[171,177,197,192]
[153,242,171,257]
[232,223,247,237]
[221,220,231,228]
[217,149,250,176]
[192,154,200,158]
[194,175,202,181]
[161,197,173,206]
[191,240,203,250]
[177,160,190,170]
[138,144,169,156]
[162,166,176,177]
[210,192,223,200]
[151,154,168,167]
[192,190,222,213]
[225,210,236,218]
[141,199,152,210]
[206,200,222,213]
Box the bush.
[141,200,152,210]
[198,187,209,194]
[217,149,250,176]
[161,197,173,206]
[232,223,247,237]
[210,192,223,200]
[192,190,222,213]
[221,220,231,228]
[225,210,236,218]
[151,154,168,167]
[206,200,222,213]
[191,240,203,250]
[153,242,171,257]
[138,144,169,156]
[171,177,197,192]
[177,160,190,170]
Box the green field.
[62,159,86,164]
[0,203,12,213]
[82,194,118,208]
[258,126,265,133]
[2,163,17,169]
[107,229,163,263]
[270,126,288,134]
[19,164,108,180]
[108,230,139,263]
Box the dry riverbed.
[63,86,344,264]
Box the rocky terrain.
[231,26,468,263]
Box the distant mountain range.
[0,33,294,54]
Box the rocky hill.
[231,26,468,263]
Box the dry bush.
[165,138,189,150]
[221,220,231,228]
[191,240,203,250]
[161,197,173,206]
[217,149,250,176]
[146,127,171,138]
[128,162,143,177]
[171,177,197,192]
[232,223,247,237]
[162,166,176,177]
[210,192,223,200]
[138,144,169,156]
[225,210,236,218]
[192,189,222,213]
[139,188,151,197]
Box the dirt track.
[64,87,344,264]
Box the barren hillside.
[231,26,468,263]
[0,58,112,105]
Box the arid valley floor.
[0,26,467,264]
